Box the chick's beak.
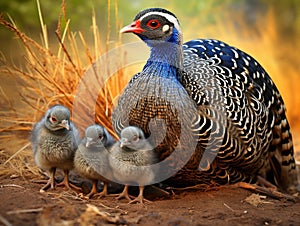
[120,138,128,148]
[120,20,145,34]
[86,137,93,148]
[60,119,70,130]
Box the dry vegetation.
[0,1,132,177]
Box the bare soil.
[0,172,300,226]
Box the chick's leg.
[116,185,132,201]
[129,186,152,204]
[40,167,56,192]
[57,170,81,191]
[94,182,109,198]
[86,180,98,199]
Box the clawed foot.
[115,192,134,201]
[85,190,108,199]
[128,194,152,205]
[114,185,152,205]
[39,178,55,192]
[56,178,82,192]
[37,169,81,193]
[56,170,82,192]
[83,181,108,199]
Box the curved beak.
[120,20,145,34]
[59,119,70,130]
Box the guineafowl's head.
[45,105,71,131]
[120,8,182,46]
[84,124,107,148]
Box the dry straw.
[0,0,131,176]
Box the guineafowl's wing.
[181,39,298,191]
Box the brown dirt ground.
[1,170,300,226]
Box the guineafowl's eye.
[99,135,103,140]
[146,19,161,29]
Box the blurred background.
[0,0,299,161]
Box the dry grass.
[0,2,299,179]
[0,0,132,177]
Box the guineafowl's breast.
[112,70,199,167]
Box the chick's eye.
[50,117,57,123]
[146,19,160,29]
[132,136,139,142]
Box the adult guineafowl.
[112,8,298,193]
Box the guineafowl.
[112,8,298,193]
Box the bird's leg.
[93,182,109,198]
[115,185,133,201]
[129,186,152,204]
[85,180,98,199]
[40,167,56,192]
[57,170,82,192]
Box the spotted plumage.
[113,8,298,193]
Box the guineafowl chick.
[109,126,158,204]
[74,124,115,199]
[31,105,80,192]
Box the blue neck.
[141,28,182,79]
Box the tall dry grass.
[0,0,132,178]
[0,2,299,179]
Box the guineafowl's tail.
[263,96,299,193]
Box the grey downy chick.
[109,126,158,204]
[74,124,115,199]
[31,105,80,192]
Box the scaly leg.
[85,180,98,199]
[93,182,109,198]
[129,186,152,204]
[57,170,81,192]
[40,167,56,192]
[115,185,133,201]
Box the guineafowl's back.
[178,39,298,192]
